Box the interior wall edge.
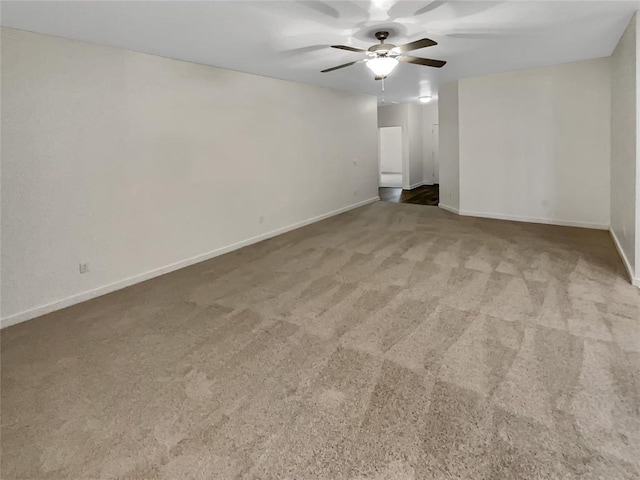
[437,203,460,215]
[610,228,639,287]
[0,196,380,329]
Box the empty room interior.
[2,0,640,478]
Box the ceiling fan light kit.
[366,56,399,77]
[321,30,446,80]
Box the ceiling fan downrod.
[375,31,389,43]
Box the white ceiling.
[2,1,638,104]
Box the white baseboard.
[438,203,460,215]
[609,229,640,287]
[438,204,609,231]
[1,196,380,329]
[458,209,609,231]
[408,181,435,189]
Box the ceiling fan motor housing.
[370,31,396,55]
[368,43,397,55]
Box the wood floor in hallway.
[379,184,439,205]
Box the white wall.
[379,126,403,173]
[637,13,640,284]
[407,103,424,189]
[0,27,379,325]
[438,82,460,211]
[378,104,406,129]
[422,103,439,185]
[457,58,611,229]
[610,13,639,284]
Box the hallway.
[379,185,439,206]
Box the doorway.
[378,126,403,188]
[432,124,439,184]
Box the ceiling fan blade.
[446,33,502,39]
[321,60,363,73]
[331,45,366,53]
[399,56,447,68]
[392,38,437,54]
[413,1,447,16]
[296,0,339,19]
[444,28,533,40]
[281,45,328,57]
[387,0,445,19]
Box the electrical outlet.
[353,190,358,197]
[353,159,358,165]
[79,262,89,274]
[259,216,264,224]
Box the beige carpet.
[2,202,640,479]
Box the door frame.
[431,123,439,185]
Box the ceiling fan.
[321,31,446,80]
